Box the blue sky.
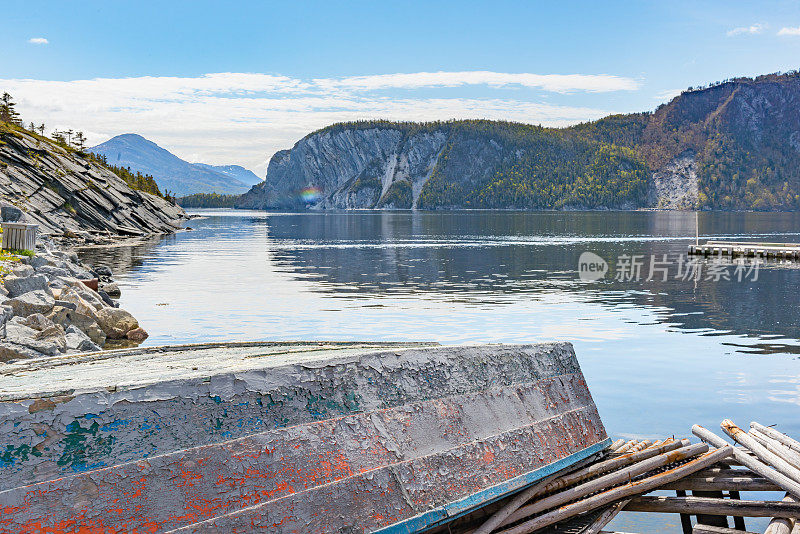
[3,0,800,174]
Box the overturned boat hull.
[0,341,608,533]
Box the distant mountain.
[90,134,260,196]
[238,71,800,211]
[193,163,262,187]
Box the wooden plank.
[623,496,800,518]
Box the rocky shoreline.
[0,235,146,362]
[0,122,194,362]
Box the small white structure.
[2,222,37,252]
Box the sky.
[2,0,800,176]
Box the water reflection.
[256,211,800,349]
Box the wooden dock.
[689,240,800,260]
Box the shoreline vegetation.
[177,192,239,208]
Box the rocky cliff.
[0,125,186,238]
[238,71,800,211]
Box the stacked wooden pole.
[451,421,800,534]
[692,420,800,532]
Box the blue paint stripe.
[374,438,611,534]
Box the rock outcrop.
[649,152,699,210]
[0,127,186,238]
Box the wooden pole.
[469,471,563,534]
[693,526,759,534]
[623,495,800,518]
[751,423,800,455]
[675,489,693,534]
[662,477,781,492]
[493,447,732,534]
[614,440,638,454]
[583,500,630,534]
[764,495,798,534]
[721,420,800,486]
[750,430,800,470]
[497,443,709,528]
[728,491,747,531]
[470,439,685,534]
[693,489,729,528]
[609,439,626,451]
[629,440,653,453]
[693,425,800,499]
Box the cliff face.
[0,126,186,237]
[238,71,800,212]
[237,128,449,210]
[236,121,650,211]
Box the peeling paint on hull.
[0,341,608,533]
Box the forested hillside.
[239,71,800,211]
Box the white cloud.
[28,37,49,45]
[0,71,627,175]
[726,23,767,36]
[314,71,639,93]
[778,26,800,36]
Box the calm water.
[78,209,800,532]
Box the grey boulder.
[0,342,46,362]
[47,306,106,346]
[99,282,121,298]
[11,264,35,278]
[65,325,102,353]
[5,320,65,356]
[1,205,25,222]
[7,290,55,316]
[4,274,51,298]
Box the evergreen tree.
[74,131,86,151]
[52,130,67,145]
[0,92,21,125]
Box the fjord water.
[79,210,800,532]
